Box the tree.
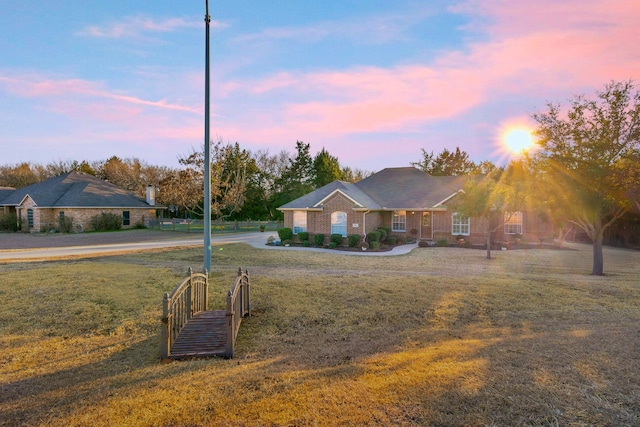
[313,147,342,187]
[531,81,640,275]
[412,147,478,176]
[271,141,315,211]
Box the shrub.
[370,241,380,249]
[361,241,369,250]
[313,233,325,247]
[367,231,381,243]
[58,215,74,233]
[283,239,292,246]
[267,236,275,245]
[297,231,309,242]
[303,240,311,247]
[330,233,343,246]
[0,212,19,232]
[89,212,122,231]
[347,234,361,248]
[418,240,430,247]
[278,227,293,242]
[436,239,449,247]
[377,228,387,243]
[387,236,397,245]
[329,242,338,249]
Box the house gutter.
[362,209,370,240]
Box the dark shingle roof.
[278,167,469,211]
[0,172,154,208]
[279,180,382,210]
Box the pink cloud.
[76,16,220,39]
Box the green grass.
[1,244,639,426]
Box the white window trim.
[504,211,523,235]
[331,211,347,237]
[293,210,307,234]
[392,210,407,232]
[452,212,470,236]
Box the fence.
[147,219,283,234]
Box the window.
[504,211,523,235]
[293,210,307,234]
[392,210,406,232]
[27,209,34,228]
[59,211,65,220]
[123,211,130,226]
[452,212,470,235]
[331,211,347,237]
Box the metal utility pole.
[203,0,212,272]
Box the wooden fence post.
[161,293,171,359]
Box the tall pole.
[203,0,212,272]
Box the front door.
[421,211,432,240]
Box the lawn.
[1,242,639,426]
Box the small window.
[392,210,406,232]
[504,211,523,235]
[293,210,307,234]
[59,211,65,220]
[27,209,34,228]
[452,212,470,235]
[331,211,347,237]
[123,211,130,226]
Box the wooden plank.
[169,310,228,359]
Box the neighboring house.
[278,167,555,246]
[0,171,163,232]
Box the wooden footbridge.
[161,267,250,360]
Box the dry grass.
[1,243,640,426]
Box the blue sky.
[1,1,639,172]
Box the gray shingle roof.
[279,167,469,211]
[0,172,155,208]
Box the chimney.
[146,185,156,206]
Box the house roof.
[279,180,382,210]
[279,167,469,211]
[0,171,158,209]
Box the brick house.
[0,171,163,232]
[278,167,555,246]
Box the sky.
[1,1,639,173]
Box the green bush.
[89,212,122,231]
[303,240,311,247]
[329,242,338,249]
[377,228,387,243]
[367,231,381,243]
[313,233,325,247]
[297,231,309,242]
[370,241,380,249]
[347,234,361,248]
[0,212,19,232]
[436,239,449,247]
[387,236,397,245]
[330,233,343,246]
[278,227,293,242]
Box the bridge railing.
[226,268,251,358]
[161,268,209,359]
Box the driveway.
[0,230,417,262]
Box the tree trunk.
[592,231,604,276]
[486,234,491,260]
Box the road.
[0,231,417,262]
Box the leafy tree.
[531,80,640,275]
[340,166,372,183]
[412,147,478,176]
[451,161,528,259]
[157,141,247,221]
[271,141,315,211]
[0,162,43,188]
[313,147,342,187]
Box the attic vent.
[146,185,156,206]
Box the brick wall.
[19,206,156,232]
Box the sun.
[503,127,534,155]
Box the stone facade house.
[278,167,555,246]
[0,171,163,232]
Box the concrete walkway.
[0,231,418,261]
